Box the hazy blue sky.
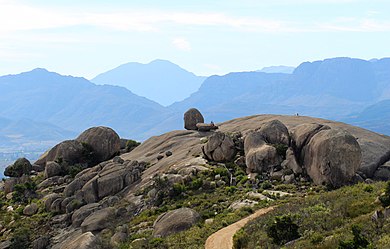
[0,0,389,78]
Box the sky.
[0,0,389,78]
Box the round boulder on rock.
[184,108,204,130]
[76,126,121,163]
[244,131,266,153]
[23,203,38,216]
[257,119,290,145]
[45,161,62,178]
[61,232,101,249]
[246,145,282,173]
[303,128,361,188]
[153,208,201,237]
[35,140,85,166]
[203,132,236,162]
[4,158,32,177]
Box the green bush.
[126,139,141,152]
[266,214,300,245]
[273,144,288,159]
[190,178,203,190]
[12,181,37,204]
[233,229,249,249]
[10,227,31,249]
[67,164,83,178]
[172,183,186,197]
[379,181,390,208]
[338,225,370,249]
[261,181,272,190]
[363,185,374,193]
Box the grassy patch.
[235,181,389,249]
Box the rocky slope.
[0,114,390,249]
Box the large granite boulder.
[303,128,361,187]
[184,108,204,130]
[246,145,282,173]
[76,126,121,163]
[35,140,85,166]
[80,207,116,233]
[257,120,290,145]
[61,232,101,249]
[45,161,63,178]
[202,132,236,162]
[153,208,200,237]
[72,203,101,227]
[244,131,266,153]
[290,123,330,161]
[4,158,32,177]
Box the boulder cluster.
[1,126,146,249]
[202,119,362,188]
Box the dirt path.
[205,206,275,249]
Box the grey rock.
[153,208,201,237]
[246,145,282,173]
[45,161,62,178]
[76,126,121,163]
[80,207,116,233]
[303,128,361,187]
[4,158,32,177]
[23,203,38,216]
[110,232,127,247]
[60,232,101,249]
[284,174,295,184]
[244,131,266,153]
[72,203,101,227]
[203,132,236,162]
[35,140,85,166]
[32,236,50,249]
[373,164,390,181]
[44,193,61,212]
[281,148,302,174]
[38,176,62,189]
[113,156,124,164]
[257,119,290,145]
[184,108,204,130]
[229,199,258,210]
[196,123,218,132]
[0,240,11,249]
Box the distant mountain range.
[1,57,390,162]
[258,65,295,74]
[92,59,206,106]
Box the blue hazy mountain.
[1,57,390,148]
[258,65,295,74]
[344,99,390,135]
[0,68,173,140]
[170,57,390,125]
[91,59,206,106]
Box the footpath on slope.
[205,206,275,249]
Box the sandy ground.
[205,206,275,249]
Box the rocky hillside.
[0,113,389,249]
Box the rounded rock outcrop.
[202,132,236,162]
[246,145,282,173]
[257,119,290,145]
[184,108,204,130]
[153,208,200,237]
[76,126,121,163]
[4,158,32,177]
[303,128,361,187]
[44,161,63,178]
[35,140,85,166]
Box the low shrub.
[266,214,300,245]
